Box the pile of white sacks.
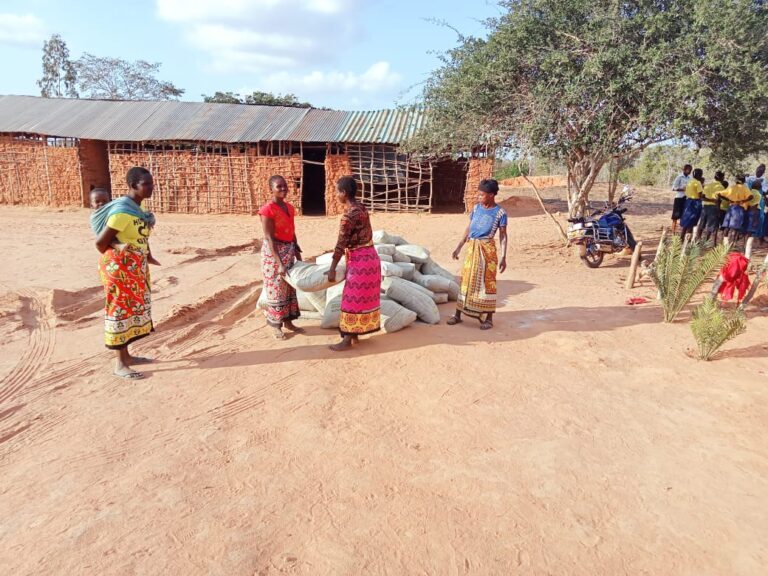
[258,230,459,333]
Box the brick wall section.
[78,139,111,205]
[463,158,495,212]
[0,136,81,207]
[324,153,353,216]
[108,150,303,214]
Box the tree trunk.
[567,155,605,218]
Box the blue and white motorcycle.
[567,187,636,268]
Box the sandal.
[114,369,144,380]
[447,316,462,326]
[480,320,493,330]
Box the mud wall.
[108,149,303,214]
[324,153,353,216]
[78,139,111,204]
[463,158,495,212]
[0,136,82,207]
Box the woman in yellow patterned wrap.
[448,178,508,330]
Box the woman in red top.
[259,175,303,339]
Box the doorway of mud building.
[302,147,326,215]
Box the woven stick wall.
[0,136,81,207]
[108,143,302,214]
[347,144,434,213]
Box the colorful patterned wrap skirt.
[261,239,300,327]
[457,238,498,321]
[340,245,381,336]
[99,244,153,349]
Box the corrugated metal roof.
[335,108,427,144]
[0,95,425,144]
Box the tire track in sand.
[0,290,55,406]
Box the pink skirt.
[340,245,381,336]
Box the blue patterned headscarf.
[90,195,155,236]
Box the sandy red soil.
[1,184,767,575]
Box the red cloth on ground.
[717,252,751,302]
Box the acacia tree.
[76,54,184,100]
[202,91,312,108]
[37,34,78,98]
[407,0,768,216]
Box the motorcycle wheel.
[580,243,604,268]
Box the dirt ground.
[1,184,767,575]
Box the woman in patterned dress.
[448,178,508,330]
[259,175,304,340]
[327,176,381,351]
[94,167,158,379]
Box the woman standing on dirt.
[327,176,381,351]
[94,167,158,379]
[448,178,508,330]
[259,175,303,340]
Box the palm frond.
[690,297,747,360]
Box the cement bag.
[392,262,416,280]
[286,261,345,292]
[373,230,408,246]
[314,252,345,267]
[395,244,430,264]
[413,274,453,294]
[326,281,345,303]
[381,276,440,324]
[302,288,327,312]
[380,260,403,278]
[321,295,342,329]
[378,254,394,263]
[421,258,456,281]
[380,299,417,333]
[374,244,397,256]
[432,292,449,304]
[296,289,316,312]
[392,250,412,263]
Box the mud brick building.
[0,95,492,215]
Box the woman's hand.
[295,247,303,262]
[499,257,507,273]
[452,248,461,260]
[327,267,336,282]
[278,263,288,277]
[148,254,161,266]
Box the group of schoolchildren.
[672,163,768,244]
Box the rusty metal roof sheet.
[0,95,424,144]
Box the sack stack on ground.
[278,230,458,334]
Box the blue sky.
[0,0,501,110]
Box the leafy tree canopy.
[407,0,768,214]
[75,54,184,100]
[202,91,313,108]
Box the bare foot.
[284,321,305,333]
[447,315,462,325]
[272,327,286,340]
[329,338,353,352]
[480,320,493,330]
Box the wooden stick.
[522,174,568,243]
[625,241,643,290]
[745,236,754,260]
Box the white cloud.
[0,13,45,48]
[157,0,360,72]
[240,61,402,104]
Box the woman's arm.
[452,223,471,260]
[261,215,287,276]
[293,233,302,262]
[328,214,351,282]
[95,227,119,254]
[498,226,508,273]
